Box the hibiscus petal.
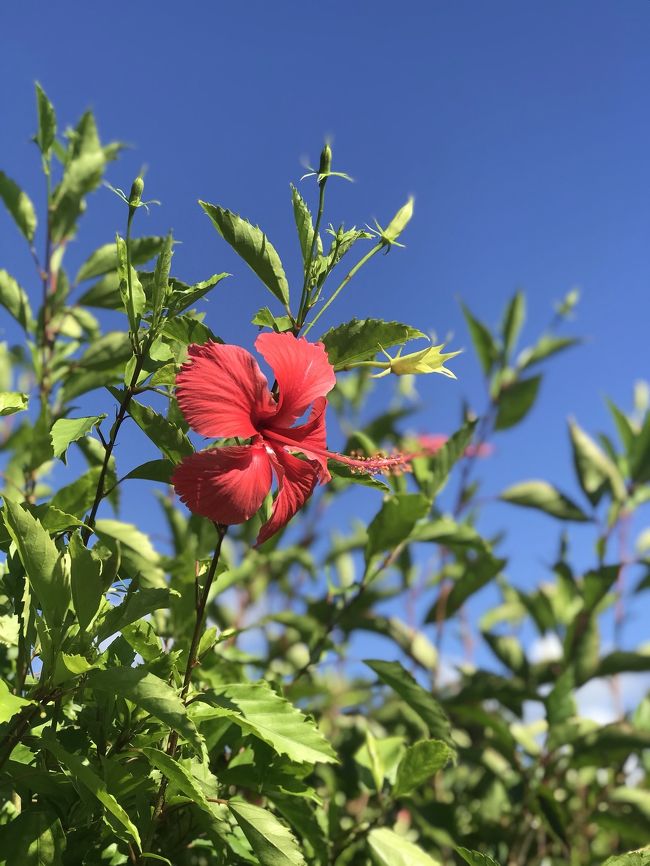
[256,449,320,546]
[255,332,336,426]
[176,342,275,438]
[264,397,331,481]
[172,444,272,525]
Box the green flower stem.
[303,242,384,336]
[336,360,388,372]
[296,178,327,331]
[81,204,149,544]
[125,206,141,356]
[38,172,53,402]
[80,338,152,545]
[141,527,227,864]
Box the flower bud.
[374,343,461,379]
[382,196,414,245]
[129,175,144,208]
[318,143,332,179]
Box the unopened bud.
[373,342,461,379]
[129,176,144,208]
[382,196,414,245]
[318,143,332,179]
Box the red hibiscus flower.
[172,332,410,545]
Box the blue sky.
[1,2,649,659]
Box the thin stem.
[125,208,141,356]
[296,179,327,330]
[141,528,227,863]
[80,349,149,544]
[303,242,384,336]
[180,526,227,700]
[39,173,53,401]
[81,204,150,544]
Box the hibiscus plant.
[0,86,649,866]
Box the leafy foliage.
[0,91,646,866]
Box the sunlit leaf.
[230,801,306,866]
[321,318,425,369]
[368,828,442,866]
[0,171,37,242]
[500,480,590,521]
[393,739,455,797]
[200,201,289,307]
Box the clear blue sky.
[1,2,649,662]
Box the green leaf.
[41,734,141,847]
[0,269,34,330]
[328,461,390,492]
[162,314,221,347]
[365,493,430,562]
[2,497,69,630]
[116,234,145,329]
[321,318,426,369]
[252,306,294,332]
[0,810,65,866]
[482,631,526,674]
[456,848,502,866]
[200,201,290,307]
[73,331,133,370]
[409,518,489,549]
[0,614,20,647]
[365,659,452,744]
[151,232,174,321]
[494,375,541,430]
[229,801,306,866]
[122,619,162,662]
[49,467,102,518]
[68,531,103,631]
[122,459,174,484]
[290,183,317,264]
[87,667,202,754]
[517,335,580,369]
[606,398,635,453]
[546,668,576,728]
[197,681,338,765]
[413,420,477,498]
[50,415,105,462]
[165,272,229,314]
[75,236,166,283]
[501,290,526,357]
[393,739,455,797]
[569,419,626,504]
[595,649,650,677]
[94,587,177,643]
[142,748,213,812]
[368,828,442,866]
[35,82,56,156]
[0,391,28,416]
[53,152,105,204]
[461,303,499,375]
[630,412,650,484]
[500,480,590,521]
[0,171,37,242]
[425,555,505,621]
[76,273,121,308]
[118,394,193,463]
[53,652,96,685]
[94,519,163,587]
[601,851,650,866]
[0,678,35,724]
